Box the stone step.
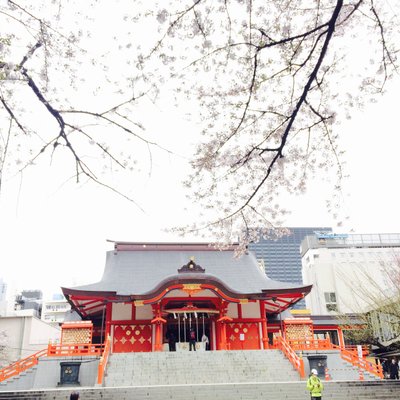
[0,381,399,400]
[105,350,300,387]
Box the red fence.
[0,342,106,384]
[281,337,383,380]
[331,344,383,380]
[0,348,47,383]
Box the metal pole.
[196,313,199,341]
[184,315,186,342]
[178,314,181,343]
[100,304,105,344]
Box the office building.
[301,232,400,315]
[41,295,71,326]
[248,227,332,308]
[14,290,43,318]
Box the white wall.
[135,304,153,320]
[241,302,260,318]
[302,247,399,315]
[0,300,8,317]
[29,317,60,346]
[112,303,132,321]
[227,303,238,318]
[0,316,60,365]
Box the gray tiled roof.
[70,249,308,296]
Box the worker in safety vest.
[306,369,324,399]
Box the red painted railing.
[0,342,105,383]
[279,337,382,380]
[47,342,104,357]
[274,334,305,378]
[287,338,332,350]
[332,344,383,380]
[344,344,370,356]
[97,335,111,385]
[0,348,47,383]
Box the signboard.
[314,231,349,240]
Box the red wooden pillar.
[215,319,221,350]
[218,301,226,350]
[259,300,269,349]
[337,327,345,348]
[215,317,221,350]
[220,323,227,350]
[151,303,166,352]
[154,323,163,352]
[217,301,231,350]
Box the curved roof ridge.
[65,247,311,297]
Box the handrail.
[344,344,370,355]
[274,334,305,378]
[0,342,105,383]
[287,338,333,350]
[97,335,111,385]
[282,337,382,380]
[0,348,47,383]
[47,342,104,357]
[332,344,383,379]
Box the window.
[324,292,337,303]
[324,292,338,312]
[326,304,338,312]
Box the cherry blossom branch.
[188,0,345,232]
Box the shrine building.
[62,242,313,352]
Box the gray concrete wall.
[0,357,99,391]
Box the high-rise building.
[248,227,332,308]
[14,290,43,318]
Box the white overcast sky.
[0,2,399,301]
[1,75,399,301]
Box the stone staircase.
[0,367,37,391]
[302,350,381,381]
[104,349,301,386]
[0,380,399,400]
[0,349,390,398]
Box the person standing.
[381,359,389,378]
[166,329,176,351]
[389,358,399,379]
[307,369,324,399]
[70,392,80,400]
[201,332,209,350]
[189,328,196,351]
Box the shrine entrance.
[163,300,216,351]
